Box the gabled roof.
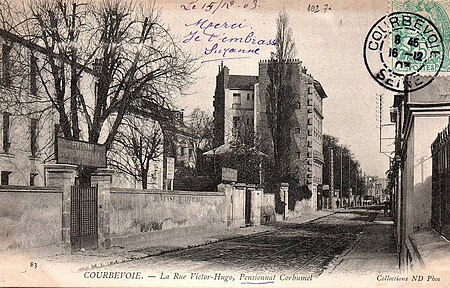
[228,75,258,90]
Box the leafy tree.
[323,134,367,197]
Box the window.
[188,149,193,158]
[1,171,11,185]
[2,112,11,153]
[252,94,254,100]
[295,102,301,109]
[308,86,313,94]
[2,44,12,87]
[233,93,241,105]
[30,118,38,157]
[30,55,37,95]
[180,146,185,156]
[247,93,250,100]
[30,173,38,186]
[246,118,250,125]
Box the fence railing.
[431,125,450,240]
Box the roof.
[228,75,258,90]
[313,80,328,99]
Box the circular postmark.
[364,12,444,92]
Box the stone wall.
[0,186,62,251]
[109,188,226,245]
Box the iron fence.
[431,125,450,240]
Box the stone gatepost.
[218,183,233,227]
[91,168,114,249]
[44,164,78,249]
[280,183,289,220]
[249,184,263,226]
[233,183,247,227]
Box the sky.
[158,0,395,178]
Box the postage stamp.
[363,11,444,92]
[392,0,450,72]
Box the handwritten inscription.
[181,0,259,14]
[307,4,332,13]
[183,18,276,61]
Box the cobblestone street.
[2,209,401,287]
[1,209,399,287]
[94,208,393,280]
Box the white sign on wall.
[166,157,175,180]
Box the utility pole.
[377,94,395,157]
[348,154,351,206]
[355,169,359,206]
[340,145,343,207]
[330,148,334,209]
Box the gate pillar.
[280,183,289,220]
[44,164,77,248]
[91,168,114,249]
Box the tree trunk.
[70,51,80,140]
[141,168,148,189]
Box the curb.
[76,212,336,272]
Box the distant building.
[213,64,258,146]
[364,175,388,203]
[213,60,327,212]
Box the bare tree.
[108,115,163,189]
[1,0,196,152]
[266,10,297,183]
[273,10,296,61]
[186,108,214,151]
[262,10,299,213]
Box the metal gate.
[70,186,98,250]
[431,125,450,240]
[245,188,252,226]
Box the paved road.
[102,209,380,276]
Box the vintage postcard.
[0,0,449,287]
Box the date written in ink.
[181,0,259,14]
[30,262,38,269]
[307,4,332,13]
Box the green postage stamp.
[392,0,450,72]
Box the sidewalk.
[320,213,400,287]
[1,210,335,276]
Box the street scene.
[0,0,449,287]
[97,209,390,275]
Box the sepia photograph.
[0,0,449,287]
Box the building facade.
[213,60,327,212]
[390,76,450,272]
[213,64,258,146]
[0,32,196,190]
